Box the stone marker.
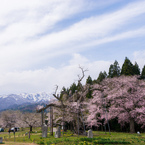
[87,129,93,138]
[83,131,87,136]
[42,123,48,138]
[137,131,140,136]
[55,126,61,138]
[0,137,3,143]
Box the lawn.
[1,128,145,145]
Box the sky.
[0,0,145,95]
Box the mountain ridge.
[0,92,51,111]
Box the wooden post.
[14,132,15,142]
[77,99,79,136]
[41,110,44,126]
[29,131,30,139]
[62,101,64,136]
[62,111,64,136]
[50,106,53,136]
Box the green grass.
[1,128,145,145]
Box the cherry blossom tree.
[21,112,41,132]
[0,110,22,128]
[52,66,89,134]
[52,92,88,134]
[87,75,145,133]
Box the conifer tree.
[121,57,134,76]
[86,76,93,98]
[86,87,93,98]
[86,75,93,85]
[133,62,140,75]
[60,86,69,99]
[69,83,77,95]
[97,71,107,83]
[108,60,120,78]
[141,65,145,79]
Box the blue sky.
[0,0,145,95]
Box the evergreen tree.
[61,86,67,92]
[108,64,113,78]
[121,57,134,76]
[86,87,93,98]
[141,65,145,79]
[86,75,93,85]
[108,60,120,78]
[86,76,93,98]
[69,83,77,95]
[60,86,68,99]
[97,71,107,83]
[133,62,140,75]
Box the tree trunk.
[30,125,32,132]
[130,118,135,133]
[62,105,64,135]
[101,123,103,131]
[72,121,77,134]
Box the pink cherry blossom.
[87,75,145,133]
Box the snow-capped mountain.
[0,92,51,111]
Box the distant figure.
[8,128,11,133]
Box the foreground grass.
[1,128,145,145]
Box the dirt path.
[3,142,37,145]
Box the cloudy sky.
[0,0,145,95]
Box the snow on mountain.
[20,92,51,102]
[0,92,51,111]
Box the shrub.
[37,141,45,145]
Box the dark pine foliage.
[121,57,134,76]
[108,60,121,78]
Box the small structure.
[0,137,3,143]
[42,123,48,138]
[87,129,93,138]
[55,126,61,138]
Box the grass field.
[0,127,145,145]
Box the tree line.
[0,110,41,132]
[93,57,145,84]
[52,57,145,133]
[62,57,145,99]
[2,57,145,134]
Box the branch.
[54,85,58,95]
[36,103,66,113]
[53,85,61,100]
[78,66,88,83]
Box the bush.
[79,137,130,144]
[37,141,45,145]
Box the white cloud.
[0,0,145,95]
[0,0,144,74]
[0,53,111,95]
[69,54,89,65]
